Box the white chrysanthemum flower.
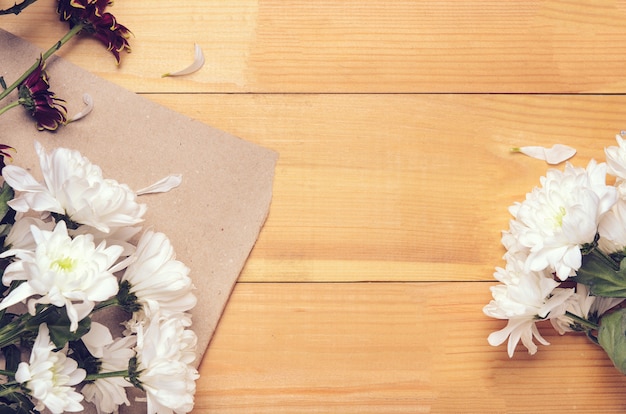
[70,223,143,257]
[3,214,55,250]
[81,323,136,414]
[15,324,86,414]
[2,141,146,233]
[605,134,626,180]
[507,160,617,280]
[0,220,123,331]
[484,255,574,357]
[550,283,625,335]
[121,230,196,318]
[598,198,626,254]
[133,314,199,414]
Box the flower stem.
[0,22,85,102]
[86,370,129,382]
[0,384,20,398]
[0,0,39,16]
[0,100,21,116]
[565,311,599,331]
[92,297,120,313]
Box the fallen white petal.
[162,44,205,77]
[67,93,94,122]
[136,174,182,195]
[511,144,576,164]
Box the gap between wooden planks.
[146,93,626,284]
[4,0,626,93]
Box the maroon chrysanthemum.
[18,58,67,131]
[56,0,131,64]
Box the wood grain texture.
[199,282,626,413]
[145,93,626,283]
[4,1,626,412]
[2,0,626,93]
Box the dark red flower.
[18,58,67,131]
[56,0,131,64]
[0,144,14,172]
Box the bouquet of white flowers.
[0,141,198,413]
[483,134,626,374]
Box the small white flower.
[121,230,196,318]
[15,324,86,413]
[134,314,199,414]
[484,255,574,356]
[0,220,123,331]
[81,323,136,414]
[507,160,617,279]
[2,141,147,233]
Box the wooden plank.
[143,93,626,283]
[3,0,626,93]
[197,282,626,413]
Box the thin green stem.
[86,370,129,382]
[0,0,40,16]
[0,100,21,116]
[92,297,120,313]
[0,22,85,102]
[565,311,599,331]
[0,305,55,349]
[0,369,14,377]
[0,384,20,398]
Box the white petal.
[512,144,576,164]
[67,93,94,123]
[82,322,114,358]
[2,165,46,192]
[162,44,205,77]
[136,174,182,195]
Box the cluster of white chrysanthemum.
[0,142,197,413]
[484,134,626,359]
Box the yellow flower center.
[555,206,567,227]
[51,256,76,272]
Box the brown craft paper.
[0,29,277,412]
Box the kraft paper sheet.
[0,28,278,412]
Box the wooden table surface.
[5,1,626,412]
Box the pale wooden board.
[198,282,626,413]
[2,0,626,93]
[143,93,626,283]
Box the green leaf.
[0,182,14,225]
[598,309,626,375]
[26,306,91,348]
[1,344,20,374]
[34,307,91,349]
[572,250,626,297]
[0,384,35,414]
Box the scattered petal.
[162,44,205,77]
[511,144,576,165]
[136,174,182,195]
[67,93,94,123]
